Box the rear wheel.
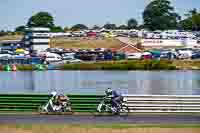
[94,103,107,116]
[120,105,129,116]
[38,105,47,114]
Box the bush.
[0,65,3,71]
[60,63,101,70]
[16,65,35,71]
[0,60,178,71]
[59,60,177,70]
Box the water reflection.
[0,71,200,95]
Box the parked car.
[45,52,62,62]
[177,50,193,59]
[62,56,83,63]
[141,52,152,59]
[0,53,12,58]
[191,52,200,59]
[126,53,142,60]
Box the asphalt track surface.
[0,114,200,124]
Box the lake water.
[0,71,200,95]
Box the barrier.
[0,94,105,113]
[0,94,200,113]
[123,95,200,113]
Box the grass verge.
[3,60,200,71]
[60,60,177,70]
[0,35,23,41]
[1,124,200,133]
[9,123,200,129]
[50,37,123,49]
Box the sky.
[0,0,200,31]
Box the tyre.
[38,105,47,114]
[64,106,72,113]
[120,105,129,116]
[94,103,107,116]
[97,103,104,113]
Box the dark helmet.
[105,88,112,96]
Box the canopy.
[15,49,25,53]
[142,52,152,56]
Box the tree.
[143,0,180,31]
[138,24,145,30]
[0,30,7,36]
[118,25,128,29]
[27,12,54,28]
[64,26,69,32]
[92,25,101,30]
[192,13,200,30]
[15,25,27,33]
[127,18,138,29]
[103,23,117,29]
[51,26,63,32]
[185,8,197,17]
[71,24,88,31]
[179,19,193,30]
[179,8,200,31]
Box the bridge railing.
[0,94,200,113]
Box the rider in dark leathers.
[105,88,123,111]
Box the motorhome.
[72,31,86,37]
[161,30,196,39]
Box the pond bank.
[1,60,200,71]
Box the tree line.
[15,14,138,33]
[12,0,200,33]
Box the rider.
[50,91,71,111]
[105,88,123,111]
[50,91,69,106]
[50,91,59,105]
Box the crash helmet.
[105,88,112,96]
[51,91,57,97]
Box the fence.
[0,94,104,113]
[124,95,200,113]
[0,94,200,113]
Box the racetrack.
[0,114,200,124]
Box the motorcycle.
[39,94,72,113]
[96,96,129,115]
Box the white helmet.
[105,88,112,96]
[51,91,57,97]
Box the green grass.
[3,60,200,71]
[0,35,23,41]
[78,124,200,128]
[1,123,200,133]
[50,37,123,49]
[10,123,200,129]
[60,60,177,70]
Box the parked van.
[177,49,193,59]
[45,52,62,62]
[0,53,12,58]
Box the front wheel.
[63,106,72,113]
